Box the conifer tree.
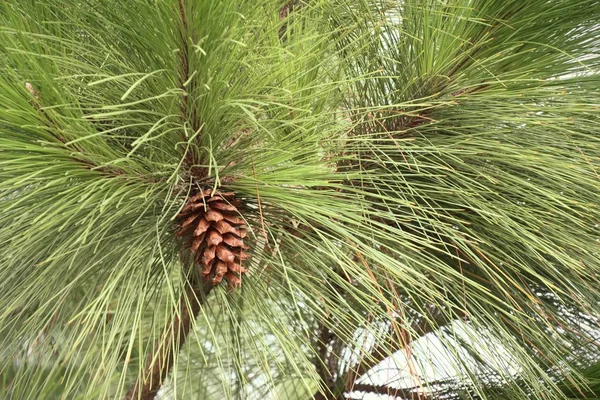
[0,1,599,399]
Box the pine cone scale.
[194,218,211,236]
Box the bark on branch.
[350,383,418,399]
[312,310,465,400]
[351,316,445,379]
[124,278,213,400]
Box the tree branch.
[350,383,417,399]
[124,277,213,400]
[351,315,448,380]
[311,311,466,400]
[176,0,205,178]
[279,0,307,40]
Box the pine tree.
[0,1,599,399]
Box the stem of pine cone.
[124,277,212,400]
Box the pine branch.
[312,310,464,400]
[279,1,294,39]
[23,81,131,178]
[176,0,204,177]
[177,0,190,123]
[351,314,453,379]
[279,0,306,39]
[124,277,213,400]
[311,320,347,400]
[350,383,417,399]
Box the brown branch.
[279,0,307,40]
[178,0,190,114]
[25,81,68,145]
[353,319,442,379]
[315,323,335,393]
[278,1,293,39]
[311,319,348,400]
[124,278,213,400]
[311,311,467,400]
[25,82,132,178]
[176,0,205,178]
[352,310,467,381]
[350,383,419,399]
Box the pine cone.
[177,189,248,287]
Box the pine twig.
[350,383,417,399]
[124,277,212,400]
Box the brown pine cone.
[177,189,248,287]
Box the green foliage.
[0,0,599,399]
